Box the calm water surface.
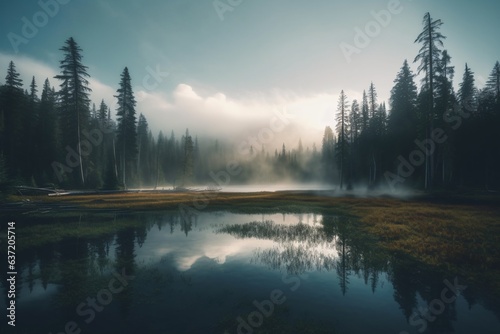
[1,211,499,334]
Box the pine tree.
[349,100,360,143]
[486,61,500,100]
[136,113,150,186]
[55,37,92,187]
[376,103,388,136]
[5,61,23,88]
[181,129,194,186]
[414,13,446,190]
[115,67,137,189]
[24,76,39,180]
[454,64,483,187]
[480,62,500,188]
[321,126,335,181]
[367,83,379,185]
[458,63,477,113]
[361,90,369,133]
[336,90,349,189]
[368,82,378,119]
[1,61,25,180]
[433,51,456,186]
[348,100,361,184]
[98,99,108,120]
[434,50,455,125]
[36,78,58,183]
[388,60,418,162]
[280,143,287,163]
[439,50,455,82]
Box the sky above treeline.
[0,0,499,147]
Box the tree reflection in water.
[3,211,500,334]
[217,215,389,296]
[217,213,500,331]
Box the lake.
[1,210,499,334]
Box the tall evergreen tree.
[181,129,194,186]
[368,82,378,119]
[136,113,150,186]
[1,61,25,180]
[349,99,360,143]
[36,79,58,183]
[321,126,335,182]
[55,37,92,186]
[98,99,108,120]
[115,67,137,189]
[336,90,349,189]
[454,64,479,186]
[388,60,418,163]
[367,83,380,184]
[348,100,361,183]
[481,62,500,188]
[414,12,446,189]
[433,51,456,185]
[24,76,39,181]
[458,63,477,112]
[486,61,500,100]
[361,90,369,132]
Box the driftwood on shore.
[33,186,222,197]
[15,186,63,196]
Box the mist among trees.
[0,13,499,191]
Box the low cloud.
[0,52,353,150]
[138,84,346,151]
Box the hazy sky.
[0,0,499,148]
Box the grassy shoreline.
[3,190,500,294]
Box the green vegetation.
[1,212,142,251]
[3,190,500,294]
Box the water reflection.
[215,213,500,333]
[217,216,388,296]
[0,211,499,334]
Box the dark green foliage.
[322,126,335,182]
[336,90,349,189]
[115,67,137,189]
[35,79,59,183]
[55,37,92,187]
[181,129,194,186]
[1,61,26,181]
[387,60,418,170]
[0,23,499,191]
[413,12,446,189]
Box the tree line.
[0,37,322,190]
[326,12,500,190]
[0,37,197,189]
[1,12,499,191]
